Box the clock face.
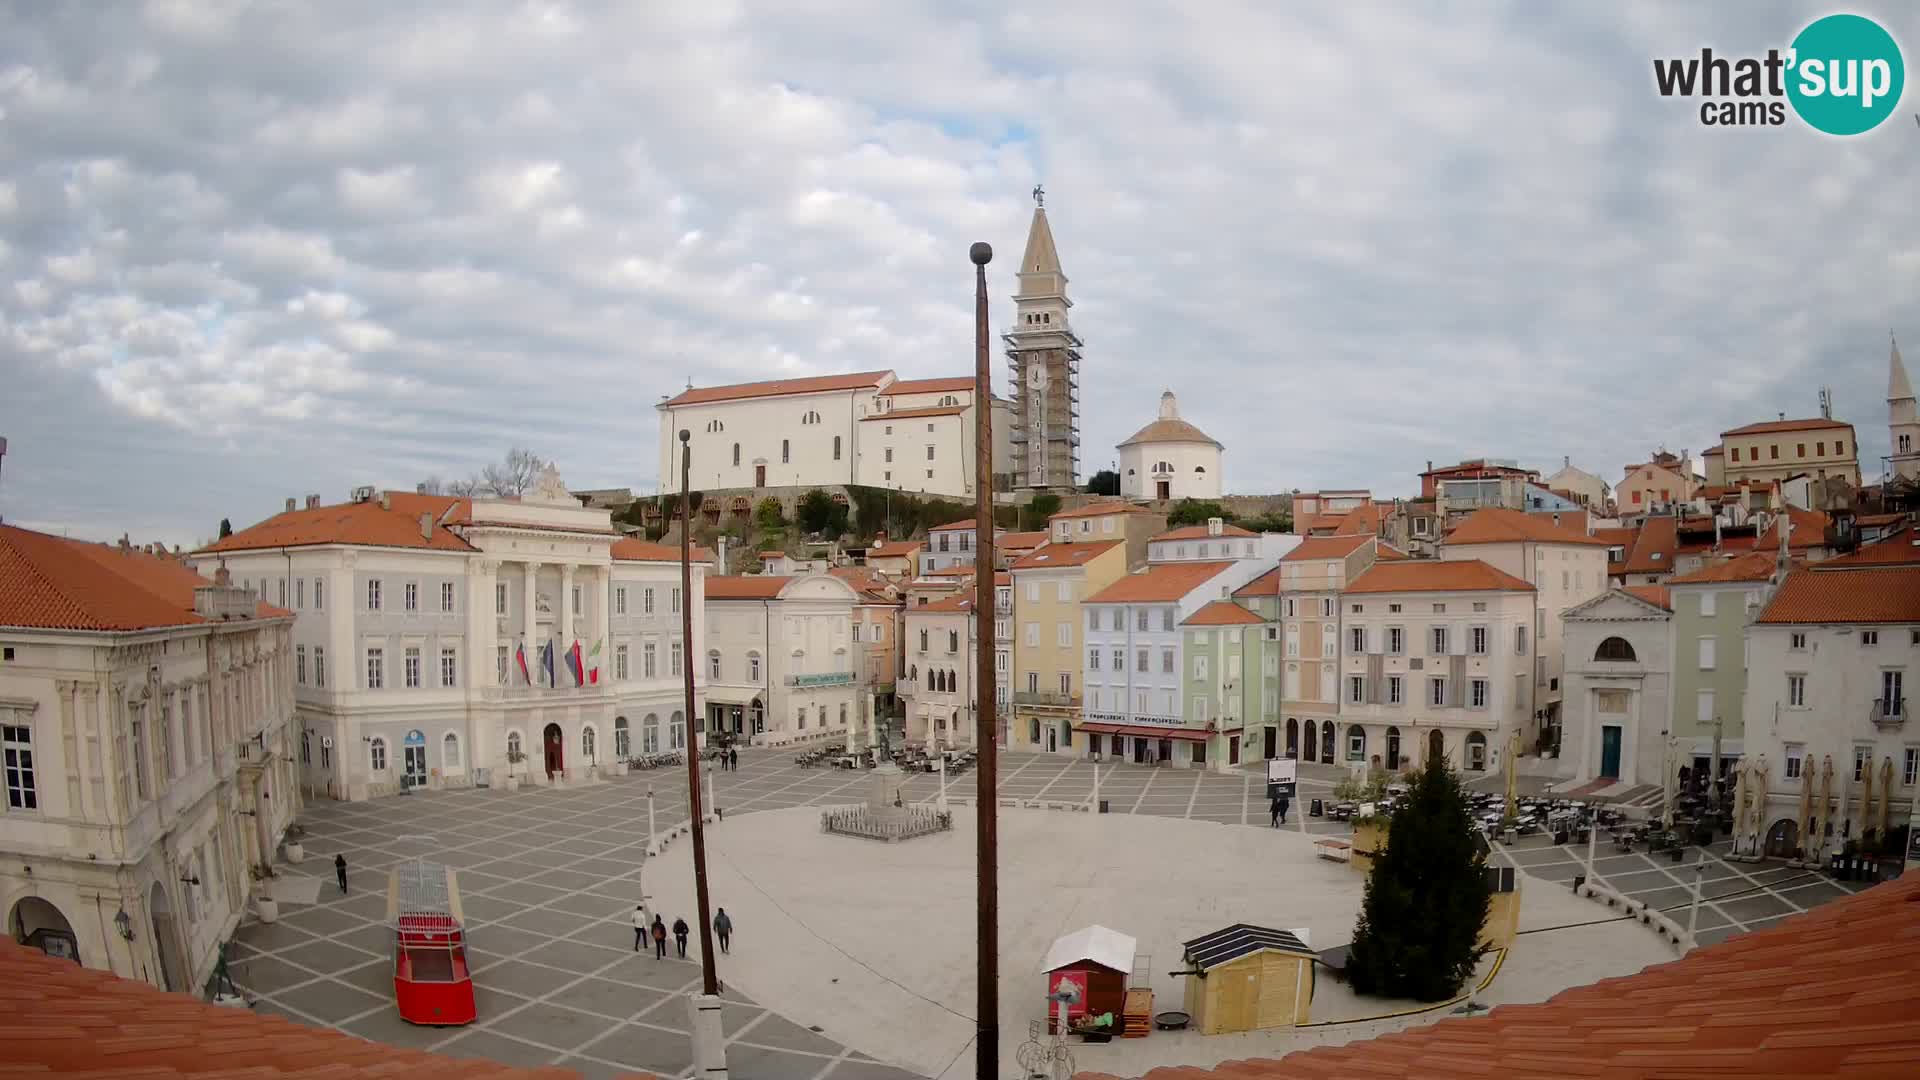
[1027,364,1048,389]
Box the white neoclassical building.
[1560,588,1674,787]
[1118,391,1223,502]
[1,526,296,995]
[191,468,705,800]
[702,572,863,744]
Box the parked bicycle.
[627,751,684,770]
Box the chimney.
[1564,455,1570,468]
[119,534,130,552]
[307,494,320,509]
[214,562,232,587]
[1207,517,1224,537]
[285,497,296,513]
[717,535,729,573]
[1778,411,1786,421]
[379,492,391,511]
[420,512,433,540]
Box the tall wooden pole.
[679,430,720,996]
[968,240,999,1080]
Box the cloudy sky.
[2,1,1916,547]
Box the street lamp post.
[968,240,999,1080]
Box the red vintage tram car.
[386,859,477,1025]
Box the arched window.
[839,703,848,728]
[919,628,929,651]
[1060,720,1072,748]
[748,651,762,681]
[643,713,660,753]
[1346,724,1366,762]
[1285,718,1298,757]
[1195,466,1206,473]
[908,664,918,686]
[443,732,461,768]
[507,730,523,759]
[1029,718,1041,744]
[1320,721,1336,763]
[1466,731,1488,770]
[614,716,630,758]
[708,650,722,680]
[582,725,598,761]
[949,630,959,652]
[733,443,741,466]
[669,711,686,749]
[369,737,387,772]
[1594,637,1637,662]
[833,435,842,461]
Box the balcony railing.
[480,685,609,702]
[1014,690,1080,708]
[1872,696,1906,731]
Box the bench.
[1315,838,1352,863]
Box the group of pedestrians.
[633,905,735,958]
[716,746,740,771]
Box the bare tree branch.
[480,446,545,497]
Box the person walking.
[631,905,648,951]
[672,916,690,958]
[729,747,739,771]
[334,853,348,894]
[1278,795,1291,825]
[713,908,733,954]
[650,915,668,959]
[1270,797,1282,828]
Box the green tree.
[1346,753,1491,1001]
[755,496,786,534]
[219,517,233,538]
[796,489,848,536]
[1085,469,1121,496]
[1166,499,1231,527]
[1022,492,1063,531]
[1240,511,1293,534]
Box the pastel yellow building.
[1010,539,1127,753]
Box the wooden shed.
[1179,924,1316,1034]
[1040,925,1135,1033]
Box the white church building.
[1119,390,1224,502]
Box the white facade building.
[2,528,296,995]
[703,573,862,744]
[902,588,981,749]
[657,371,1010,499]
[1560,588,1674,786]
[1337,560,1536,775]
[1119,391,1224,502]
[192,470,704,800]
[1147,521,1300,564]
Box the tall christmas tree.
[1346,750,1491,1001]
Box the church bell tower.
[1890,334,1920,482]
[1003,187,1082,493]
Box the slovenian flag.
[516,641,531,685]
[587,639,603,685]
[567,641,585,686]
[541,640,556,687]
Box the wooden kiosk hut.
[1178,924,1316,1033]
[1040,925,1135,1033]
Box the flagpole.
[677,427,728,1078]
[968,239,999,1080]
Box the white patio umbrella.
[1730,760,1751,856]
[1879,756,1897,842]
[1750,757,1770,857]
[1815,756,1836,861]
[1661,737,1681,831]
[1860,755,1876,845]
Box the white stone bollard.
[687,992,729,1079]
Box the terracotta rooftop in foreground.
[1757,564,1920,625]
[1443,507,1609,547]
[0,940,647,1080]
[608,538,715,564]
[704,575,792,600]
[1181,599,1264,626]
[1623,584,1673,611]
[1279,534,1373,562]
[1346,559,1534,595]
[1667,550,1780,585]
[1081,874,1920,1080]
[1011,540,1123,571]
[1085,561,1237,604]
[198,491,479,554]
[864,539,922,558]
[1821,527,1920,567]
[881,376,973,395]
[0,524,287,631]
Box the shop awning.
[1075,721,1210,742]
[702,685,765,706]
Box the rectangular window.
[1697,689,1715,725]
[1770,444,1779,460]
[885,448,893,463]
[782,439,790,463]
[1817,441,1826,455]
[1387,627,1403,654]
[1788,674,1806,708]
[615,644,630,680]
[1347,675,1364,704]
[1516,625,1528,654]
[1471,678,1488,708]
[441,582,455,612]
[1159,608,1173,632]
[405,646,421,688]
[1321,598,1334,618]
[671,587,681,614]
[1025,623,1038,646]
[1058,581,1072,603]
[1855,747,1871,782]
[1430,677,1446,706]
[3,724,36,811]
[1431,626,1449,654]
[1088,648,1101,672]
[1472,602,1487,613]
[367,647,385,690]
[314,646,326,688]
[296,645,307,684]
[572,585,582,614]
[1135,608,1149,631]
[637,642,654,679]
[709,653,722,679]
[1025,581,1039,603]
[1087,609,1099,632]
[1790,631,1807,650]
[496,582,507,615]
[367,579,382,611]
[1863,629,1881,646]
[1700,591,1716,617]
[1194,655,1209,679]
[440,647,457,687]
[277,578,287,607]
[1730,447,1740,462]
[497,645,509,685]
[1388,675,1403,705]
[1785,744,1804,779]
[927,445,936,461]
[644,588,655,614]
[1284,598,1295,618]
[1906,747,1919,786]
[1471,626,1488,655]
[296,578,305,609]
[1350,627,1366,653]
[1057,623,1072,647]
[1162,648,1175,673]
[616,587,628,615]
[671,642,682,676]
[1059,672,1072,695]
[405,581,418,611]
[1698,637,1716,669]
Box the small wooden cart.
[387,859,476,1026]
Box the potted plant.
[615,756,630,777]
[504,747,525,792]
[284,837,305,865]
[255,887,279,924]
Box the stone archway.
[9,896,79,963]
[542,723,564,780]
[1765,817,1800,860]
[148,882,186,992]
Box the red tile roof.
[0,940,649,1080]
[859,404,968,420]
[1000,530,1050,550]
[705,575,792,600]
[1049,500,1156,520]
[866,540,922,559]
[1374,543,1410,561]
[1329,501,1382,536]
[0,525,287,631]
[1011,540,1123,571]
[1722,416,1854,436]
[1624,584,1673,610]
[1085,561,1237,604]
[1622,513,1679,575]
[1668,550,1780,585]
[1182,599,1265,626]
[199,492,479,554]
[881,376,973,395]
[921,590,978,613]
[928,518,983,532]
[1444,507,1610,547]
[1232,567,1282,598]
[659,369,890,407]
[1756,506,1833,552]
[1279,534,1373,562]
[1757,565,1920,624]
[1346,559,1534,595]
[1152,523,1258,541]
[1822,528,1920,567]
[1082,874,1920,1080]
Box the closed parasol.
[1880,756,1897,840]
[1730,761,1751,856]
[1816,756,1836,860]
[1750,757,1769,857]
[1861,756,1876,842]
[1797,755,1814,860]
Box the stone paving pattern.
[234,748,1871,1078]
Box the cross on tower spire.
[1031,184,1044,208]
